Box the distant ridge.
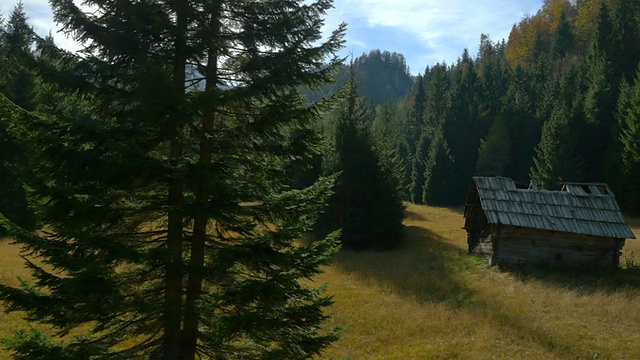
[302,49,414,105]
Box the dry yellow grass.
[622,216,640,261]
[0,238,33,358]
[3,205,640,359]
[315,204,640,360]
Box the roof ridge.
[468,177,635,239]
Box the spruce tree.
[530,70,584,188]
[371,101,406,193]
[416,63,450,205]
[501,66,542,183]
[443,49,484,205]
[0,2,36,234]
[476,36,509,123]
[406,75,427,203]
[0,1,345,359]
[530,103,583,189]
[582,3,619,183]
[550,10,574,60]
[317,70,404,250]
[617,76,640,215]
[476,116,511,176]
[422,127,454,206]
[410,133,430,204]
[609,0,640,83]
[531,58,584,189]
[0,1,36,111]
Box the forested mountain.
[303,50,414,105]
[351,50,415,104]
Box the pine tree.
[531,55,586,189]
[414,63,450,205]
[0,2,36,234]
[617,76,640,215]
[371,101,406,193]
[0,1,36,110]
[317,70,405,250]
[443,49,484,205]
[582,2,619,183]
[0,1,345,359]
[407,74,427,203]
[476,116,511,176]
[550,10,574,60]
[502,66,542,183]
[530,103,583,189]
[422,127,454,206]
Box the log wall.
[465,204,491,256]
[493,226,624,269]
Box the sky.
[1,0,543,75]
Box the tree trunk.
[163,2,187,358]
[182,2,221,358]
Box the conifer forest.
[1,0,640,359]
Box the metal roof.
[468,177,636,239]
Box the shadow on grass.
[331,223,634,358]
[510,266,640,295]
[333,225,478,307]
[334,220,640,299]
[404,210,427,222]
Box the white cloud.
[2,0,543,73]
[330,0,542,69]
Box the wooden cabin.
[463,177,636,268]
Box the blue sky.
[2,0,543,75]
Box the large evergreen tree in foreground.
[0,1,345,359]
[0,3,36,234]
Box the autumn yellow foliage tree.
[505,0,578,68]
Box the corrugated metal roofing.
[469,177,636,239]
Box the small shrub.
[621,251,639,269]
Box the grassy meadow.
[2,203,640,358]
[316,204,640,359]
[0,238,31,349]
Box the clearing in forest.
[2,203,640,359]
